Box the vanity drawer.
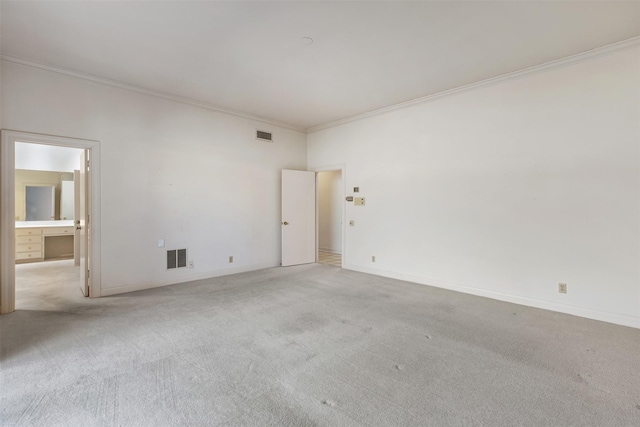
[43,227,74,235]
[16,251,43,261]
[16,242,43,253]
[17,235,42,244]
[16,228,42,236]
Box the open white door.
[282,169,316,266]
[78,151,91,296]
[73,170,80,266]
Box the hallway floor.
[318,250,341,267]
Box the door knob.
[282,221,289,225]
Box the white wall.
[15,142,83,172]
[0,2,3,130]
[317,170,342,253]
[2,60,307,294]
[308,46,640,328]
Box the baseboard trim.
[343,263,640,329]
[100,262,279,297]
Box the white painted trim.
[312,164,346,267]
[3,37,638,135]
[343,263,640,329]
[0,54,305,133]
[0,130,102,314]
[308,36,640,133]
[0,136,16,314]
[100,262,279,297]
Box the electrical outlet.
[558,283,567,294]
[229,256,234,263]
[189,261,194,269]
[372,255,376,263]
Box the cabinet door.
[16,228,42,236]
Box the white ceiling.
[2,1,639,131]
[15,142,83,173]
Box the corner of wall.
[0,3,4,131]
[310,45,640,330]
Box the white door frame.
[1,130,102,314]
[311,164,346,266]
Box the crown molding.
[2,35,639,135]
[0,53,306,133]
[307,36,640,133]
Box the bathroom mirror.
[15,169,74,221]
[25,185,55,221]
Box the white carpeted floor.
[1,260,639,426]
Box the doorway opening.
[280,166,346,269]
[1,131,102,314]
[16,143,84,309]
[316,170,343,268]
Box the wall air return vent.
[256,130,273,142]
[167,249,187,269]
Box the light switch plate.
[158,239,165,248]
[354,197,365,206]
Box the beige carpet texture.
[1,260,639,426]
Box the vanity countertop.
[16,220,74,228]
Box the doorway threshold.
[318,250,342,268]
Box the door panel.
[282,170,316,266]
[79,151,90,296]
[73,170,80,266]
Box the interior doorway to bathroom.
[1,130,102,314]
